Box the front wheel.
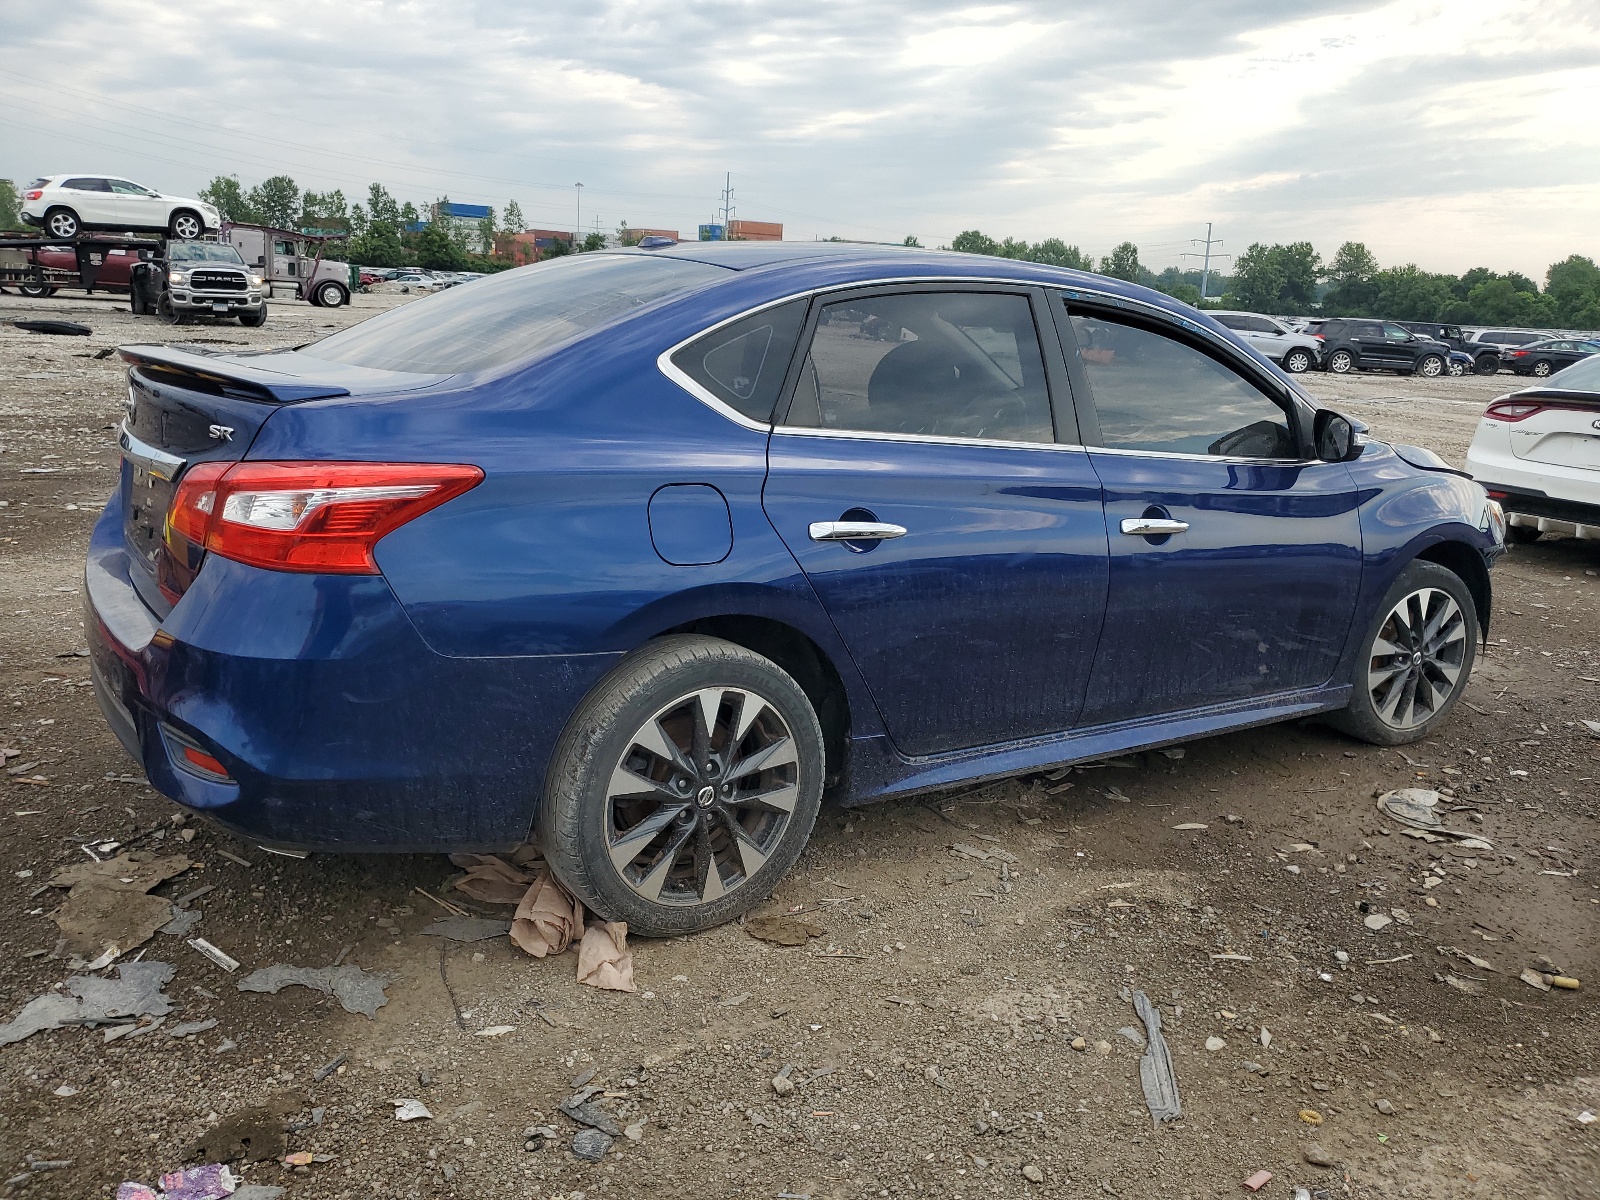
[1474,356,1499,376]
[156,292,186,325]
[314,281,347,308]
[1327,561,1478,746]
[1447,359,1466,377]
[238,305,267,328]
[540,635,826,937]
[1282,348,1313,374]
[1327,348,1355,374]
[169,210,204,241]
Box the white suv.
[20,175,220,241]
[1465,354,1600,544]
[1209,310,1322,373]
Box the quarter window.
[784,291,1052,443]
[1068,310,1296,459]
[671,299,807,423]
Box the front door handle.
[1120,518,1189,536]
[809,521,907,542]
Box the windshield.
[303,254,729,374]
[170,243,246,264]
[1546,354,1600,392]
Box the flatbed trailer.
[0,232,164,293]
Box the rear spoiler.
[118,344,352,404]
[1506,387,1600,408]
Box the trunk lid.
[116,344,448,616]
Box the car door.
[1253,316,1293,359]
[1382,322,1423,369]
[58,176,116,225]
[107,179,167,231]
[761,286,1110,756]
[1059,299,1365,725]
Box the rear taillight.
[1312,333,1324,340]
[166,461,483,574]
[1484,400,1544,422]
[1506,349,1528,358]
[25,189,43,201]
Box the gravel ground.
[2,291,1597,1200]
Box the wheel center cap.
[695,785,716,808]
[1411,651,1423,666]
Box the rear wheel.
[1282,348,1313,374]
[1327,348,1355,374]
[43,207,80,239]
[1531,360,1553,377]
[1327,561,1477,746]
[1417,354,1444,378]
[168,210,204,241]
[18,283,57,298]
[540,635,825,937]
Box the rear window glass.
[669,299,807,423]
[303,254,728,374]
[1547,355,1600,390]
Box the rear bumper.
[84,497,620,852]
[1474,482,1600,539]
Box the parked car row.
[359,267,486,291]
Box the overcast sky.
[3,0,1597,278]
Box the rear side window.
[303,254,729,374]
[670,300,808,423]
[63,177,110,191]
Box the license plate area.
[126,461,176,569]
[212,302,230,313]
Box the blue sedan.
[86,243,1505,934]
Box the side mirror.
[1314,409,1361,462]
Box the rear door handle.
[1120,518,1189,536]
[809,521,907,542]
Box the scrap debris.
[1376,788,1492,848]
[420,917,513,943]
[1,962,174,1047]
[189,1096,298,1163]
[511,871,584,958]
[576,921,637,992]
[237,964,391,1019]
[746,915,826,946]
[1131,990,1181,1126]
[45,852,193,960]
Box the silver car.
[1209,310,1322,374]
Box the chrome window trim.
[1088,445,1311,467]
[655,273,1313,444]
[772,424,1085,454]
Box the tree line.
[948,227,1600,329]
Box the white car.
[1465,353,1600,544]
[1209,310,1322,374]
[20,175,221,241]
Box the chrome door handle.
[1120,518,1189,536]
[809,521,907,542]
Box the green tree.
[1028,238,1090,270]
[617,220,639,247]
[1545,254,1600,326]
[198,175,257,223]
[951,229,1000,256]
[1321,241,1379,314]
[1097,241,1141,282]
[415,214,467,270]
[0,178,25,231]
[997,236,1031,260]
[1460,278,1554,326]
[902,235,922,247]
[540,235,572,259]
[580,231,607,252]
[347,220,405,268]
[1228,241,1320,312]
[477,206,496,255]
[1370,264,1454,321]
[246,175,300,230]
[367,184,402,227]
[398,201,419,227]
[503,200,525,233]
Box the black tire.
[1326,560,1478,746]
[1416,354,1444,378]
[168,210,204,241]
[1531,360,1553,377]
[1327,348,1355,374]
[43,207,80,239]
[238,305,267,328]
[1506,524,1542,544]
[314,281,347,308]
[1282,348,1313,374]
[540,634,826,937]
[156,292,187,325]
[18,284,57,298]
[1474,355,1499,376]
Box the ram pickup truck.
[130,240,266,325]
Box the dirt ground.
[1,290,1597,1200]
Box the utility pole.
[719,173,735,236]
[574,183,583,247]
[1182,223,1231,300]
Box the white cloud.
[0,0,1596,276]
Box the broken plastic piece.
[1131,990,1181,1126]
[237,964,390,1019]
[1242,1170,1273,1191]
[189,939,241,973]
[392,1098,432,1121]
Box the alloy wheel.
[1367,587,1467,730]
[172,213,202,240]
[46,210,79,239]
[1329,350,1353,373]
[604,685,799,907]
[1532,361,1552,377]
[1418,355,1443,377]
[1284,350,1310,373]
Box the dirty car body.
[85,243,1503,929]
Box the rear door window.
[63,177,111,191]
[669,300,808,424]
[303,254,729,374]
[1068,309,1296,459]
[783,291,1054,443]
